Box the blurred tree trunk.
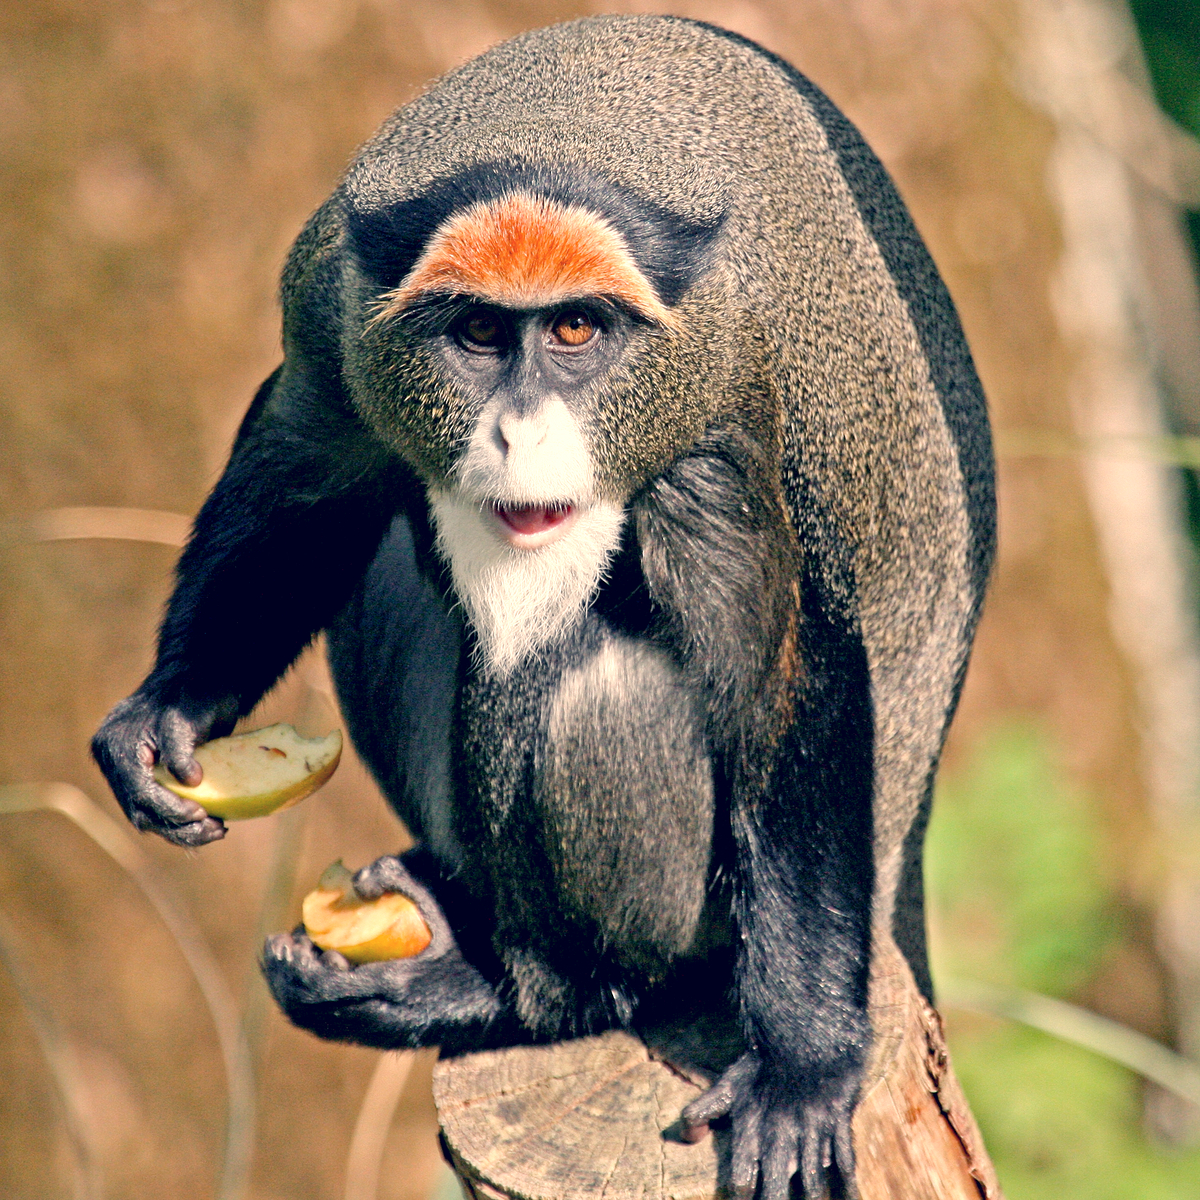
[1013,0,1200,1135]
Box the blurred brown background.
[4,1,1200,1197]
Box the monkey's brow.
[378,292,481,333]
[378,291,638,333]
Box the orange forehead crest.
[372,192,679,328]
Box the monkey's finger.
[263,932,420,1004]
[833,1114,859,1200]
[278,930,323,966]
[351,855,410,899]
[142,776,211,824]
[262,933,328,989]
[154,814,227,847]
[264,932,296,964]
[798,1115,826,1200]
[681,1085,732,1131]
[131,756,221,821]
[264,932,333,974]
[115,764,225,842]
[157,708,203,786]
[352,857,459,959]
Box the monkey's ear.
[279,198,349,379]
[231,365,283,448]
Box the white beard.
[428,489,625,677]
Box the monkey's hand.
[681,1050,858,1200]
[262,855,504,1053]
[91,690,238,847]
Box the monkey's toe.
[683,1051,858,1200]
[681,1049,757,1136]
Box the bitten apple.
[154,723,341,820]
[302,860,431,963]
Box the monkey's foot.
[681,1051,859,1200]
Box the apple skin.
[154,724,342,820]
[302,860,432,963]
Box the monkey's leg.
[262,853,511,1053]
[637,434,872,1199]
[92,366,410,846]
[682,623,875,1200]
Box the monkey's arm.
[638,431,873,1200]
[262,851,513,1054]
[92,366,410,846]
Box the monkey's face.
[350,191,715,502]
[442,297,643,531]
[401,295,641,537]
[346,189,727,673]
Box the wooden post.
[433,967,1003,1200]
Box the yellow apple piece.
[154,723,342,821]
[302,860,432,963]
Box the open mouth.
[490,502,576,547]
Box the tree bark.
[433,971,1002,1200]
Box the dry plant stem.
[994,427,1200,469]
[14,506,190,547]
[241,673,336,1062]
[241,800,309,1070]
[0,913,102,1200]
[343,1052,418,1200]
[0,784,256,1200]
[942,978,1200,1106]
[1021,0,1200,1092]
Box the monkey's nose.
[497,411,550,455]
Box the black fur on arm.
[714,595,873,1199]
[91,366,412,845]
[149,376,411,712]
[635,423,874,1199]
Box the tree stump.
[433,969,1003,1200]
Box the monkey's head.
[327,164,733,672]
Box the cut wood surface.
[434,977,1003,1200]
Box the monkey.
[91,16,995,1200]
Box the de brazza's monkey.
[92,15,995,1199]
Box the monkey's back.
[339,15,995,996]
[346,13,993,649]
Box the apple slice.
[302,860,432,963]
[154,723,341,821]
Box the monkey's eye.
[458,310,506,352]
[550,311,596,348]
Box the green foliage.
[927,722,1115,996]
[927,722,1200,1197]
[1129,0,1200,137]
[951,1022,1200,1200]
[1129,0,1200,328]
